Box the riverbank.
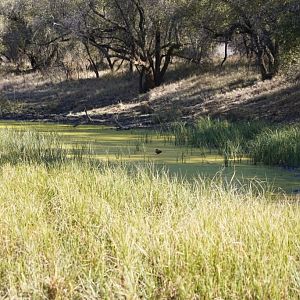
[1,65,299,128]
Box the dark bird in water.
[155,149,162,155]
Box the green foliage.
[174,118,300,168]
[282,48,300,74]
[250,125,300,167]
[1,0,299,79]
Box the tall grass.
[0,128,93,165]
[173,117,266,151]
[251,125,300,167]
[173,118,300,168]
[0,128,299,298]
[0,162,299,298]
[0,129,67,164]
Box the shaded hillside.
[0,65,299,126]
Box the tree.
[74,0,186,92]
[204,0,300,80]
[0,0,72,71]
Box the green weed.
[173,118,300,168]
[251,125,300,167]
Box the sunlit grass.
[173,118,300,169]
[0,128,94,165]
[0,128,67,165]
[173,117,267,151]
[0,121,299,192]
[0,162,299,298]
[0,126,299,298]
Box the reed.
[250,125,300,167]
[173,117,266,151]
[0,128,92,165]
[173,118,300,168]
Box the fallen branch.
[112,115,131,130]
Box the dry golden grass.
[0,160,300,299]
[0,161,299,299]
[1,62,299,124]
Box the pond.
[1,121,299,193]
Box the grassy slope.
[1,63,299,125]
[0,162,300,299]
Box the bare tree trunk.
[139,67,146,93]
[258,46,280,80]
[258,50,270,80]
[27,54,38,71]
[129,62,133,75]
[153,29,162,86]
[221,41,228,67]
[270,40,280,76]
[84,42,99,78]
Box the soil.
[0,66,299,128]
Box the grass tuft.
[251,125,300,167]
[173,118,300,168]
[0,128,93,165]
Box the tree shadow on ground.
[2,71,140,115]
[215,80,300,122]
[142,68,300,123]
[1,63,299,124]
